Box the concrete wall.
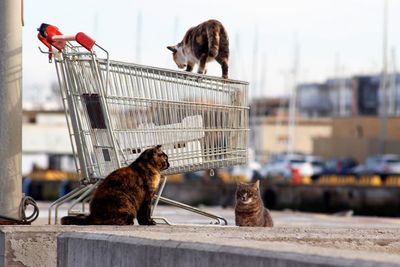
[314,137,400,163]
[57,232,388,267]
[2,225,400,267]
[331,117,400,140]
[0,227,57,267]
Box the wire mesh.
[55,47,249,181]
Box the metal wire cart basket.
[38,24,249,225]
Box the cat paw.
[146,219,157,225]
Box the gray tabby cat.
[167,19,229,79]
[235,180,274,227]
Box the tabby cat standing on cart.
[167,19,230,79]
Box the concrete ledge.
[57,232,397,267]
[0,226,61,267]
[1,224,400,267]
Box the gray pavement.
[34,201,400,228]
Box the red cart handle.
[37,23,96,59]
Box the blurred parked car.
[323,157,358,175]
[302,155,326,177]
[260,153,326,179]
[260,153,307,179]
[217,161,262,182]
[352,154,400,176]
[230,165,254,182]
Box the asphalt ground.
[33,201,400,228]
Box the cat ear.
[167,45,177,53]
[155,145,162,151]
[254,180,260,188]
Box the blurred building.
[351,75,380,116]
[314,116,400,163]
[22,109,75,176]
[325,78,353,117]
[296,73,400,118]
[250,97,289,117]
[252,115,400,163]
[297,83,332,117]
[252,116,331,162]
[251,73,400,162]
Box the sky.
[24,0,400,103]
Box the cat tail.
[60,215,90,225]
[207,26,220,58]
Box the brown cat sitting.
[167,19,230,79]
[235,180,273,227]
[61,145,169,225]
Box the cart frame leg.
[48,184,88,224]
[151,176,228,225]
[49,176,228,225]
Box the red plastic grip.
[75,32,96,51]
[37,32,51,49]
[38,24,96,52]
[37,24,67,51]
[45,25,66,51]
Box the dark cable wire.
[0,195,39,224]
[19,195,40,223]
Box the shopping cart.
[38,23,249,225]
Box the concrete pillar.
[0,0,23,218]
